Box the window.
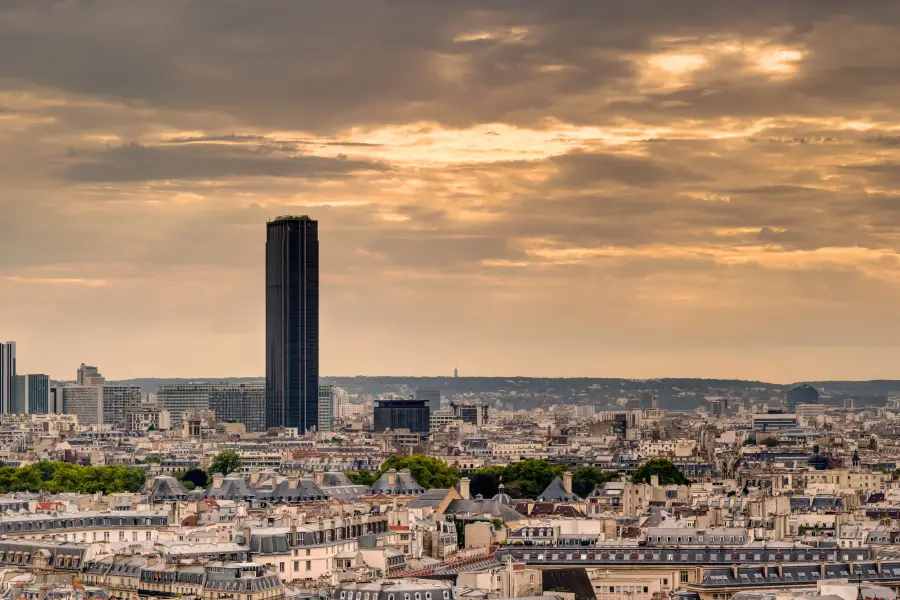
[294,561,299,571]
[306,561,311,571]
[104,532,110,542]
[279,562,284,573]
[663,579,668,586]
[146,532,152,541]
[643,588,649,593]
[132,532,138,541]
[680,571,689,583]
[119,532,126,541]
[92,532,97,542]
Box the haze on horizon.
[4,2,900,383]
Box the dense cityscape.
[1,217,900,600]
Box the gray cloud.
[66,142,388,182]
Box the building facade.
[787,384,819,412]
[102,385,142,426]
[158,383,214,427]
[266,215,319,433]
[318,384,334,433]
[374,399,430,434]
[11,374,50,414]
[61,385,103,426]
[415,388,441,413]
[208,382,266,433]
[0,341,15,414]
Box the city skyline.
[5,3,900,382]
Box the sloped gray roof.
[147,475,188,501]
[206,475,257,500]
[409,488,450,509]
[322,472,354,486]
[445,498,524,522]
[368,469,425,495]
[322,485,368,501]
[537,477,582,502]
[261,479,328,502]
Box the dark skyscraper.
[374,399,430,434]
[786,384,819,413]
[266,216,319,433]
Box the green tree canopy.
[571,467,619,497]
[0,462,145,494]
[179,468,209,488]
[469,460,565,499]
[209,451,242,476]
[630,458,689,486]
[345,469,377,487]
[376,454,460,490]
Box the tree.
[630,458,689,485]
[180,468,209,488]
[345,469,377,487]
[209,451,242,476]
[469,460,564,499]
[0,461,144,494]
[376,454,460,490]
[571,467,619,497]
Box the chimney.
[288,477,300,488]
[212,474,224,489]
[314,471,325,487]
[563,472,573,494]
[249,470,261,485]
[460,477,471,500]
[387,469,398,486]
[651,474,660,487]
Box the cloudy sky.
[4,1,900,382]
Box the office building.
[332,386,347,423]
[61,385,103,426]
[796,403,827,427]
[158,383,212,427]
[266,215,319,433]
[102,385,142,426]
[451,401,489,427]
[374,399,430,434]
[11,374,50,414]
[751,412,799,432]
[0,341,16,414]
[125,405,171,432]
[430,407,458,432]
[787,384,819,412]
[49,385,63,414]
[76,363,105,386]
[208,382,266,432]
[415,387,441,413]
[318,384,334,433]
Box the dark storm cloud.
[66,142,388,182]
[1,1,899,130]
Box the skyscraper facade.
[61,385,103,426]
[102,385,142,426]
[0,341,16,414]
[374,399,430,434]
[157,383,212,427]
[209,382,266,433]
[266,215,319,433]
[787,384,819,413]
[415,387,441,413]
[12,374,50,414]
[318,384,334,432]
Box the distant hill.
[98,376,900,411]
